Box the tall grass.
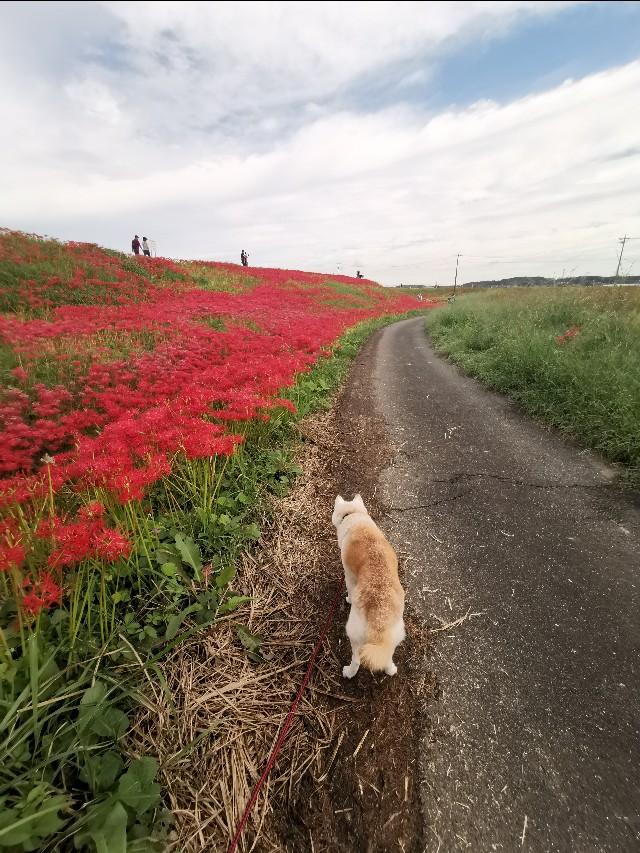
[426,287,640,486]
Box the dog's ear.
[334,495,344,506]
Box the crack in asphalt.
[384,471,603,514]
[408,467,602,491]
[433,471,603,490]
[385,488,473,512]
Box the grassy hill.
[0,229,428,851]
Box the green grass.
[179,263,257,292]
[426,287,640,487]
[390,286,477,300]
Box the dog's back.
[343,522,403,622]
[333,495,405,676]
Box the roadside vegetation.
[426,286,640,487]
[0,229,427,852]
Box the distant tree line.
[461,275,640,289]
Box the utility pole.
[615,236,628,282]
[452,253,462,297]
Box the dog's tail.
[359,628,397,672]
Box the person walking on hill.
[142,237,151,257]
[131,235,141,255]
[241,249,249,267]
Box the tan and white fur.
[332,494,405,678]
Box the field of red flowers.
[0,229,424,850]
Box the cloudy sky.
[2,1,640,284]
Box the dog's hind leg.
[383,621,404,676]
[343,639,360,679]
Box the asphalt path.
[369,317,640,853]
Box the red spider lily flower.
[38,512,133,567]
[46,519,95,568]
[555,326,581,345]
[10,366,28,383]
[78,501,106,519]
[0,542,25,572]
[21,571,63,614]
[0,517,25,571]
[272,398,297,414]
[92,527,133,562]
[36,517,57,538]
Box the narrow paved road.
[370,317,640,852]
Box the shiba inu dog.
[332,494,405,678]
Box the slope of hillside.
[0,229,427,851]
[0,232,418,496]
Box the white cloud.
[102,0,572,113]
[65,78,124,127]
[2,1,639,283]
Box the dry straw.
[130,410,344,851]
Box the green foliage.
[0,786,68,851]
[0,635,166,852]
[73,758,162,853]
[181,264,257,293]
[427,287,640,487]
[235,625,266,663]
[173,534,203,581]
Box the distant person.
[142,237,151,257]
[356,270,364,279]
[131,235,141,255]
[241,249,249,267]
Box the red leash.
[227,580,344,853]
